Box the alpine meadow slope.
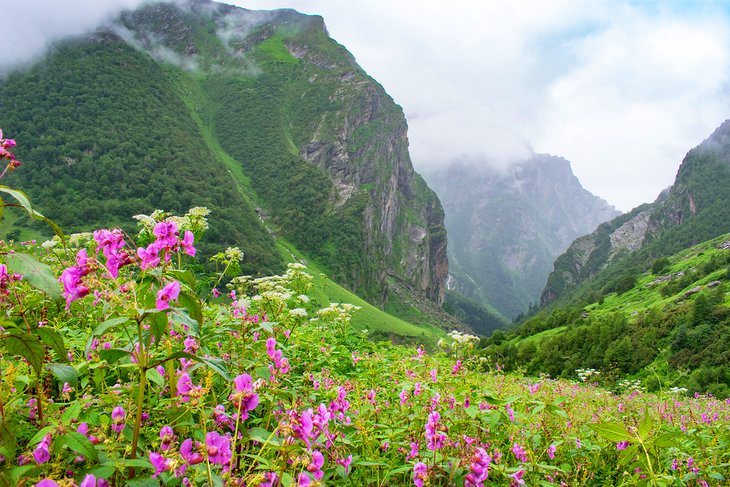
[541,119,730,309]
[0,0,448,326]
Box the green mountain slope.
[484,233,730,396]
[426,155,619,321]
[541,120,730,309]
[0,34,281,275]
[0,0,450,332]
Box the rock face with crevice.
[541,120,730,307]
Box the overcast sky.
[7,0,730,211]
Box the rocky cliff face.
[425,154,619,318]
[123,0,448,306]
[3,0,447,308]
[541,120,730,306]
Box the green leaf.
[654,434,677,448]
[98,348,132,364]
[149,312,168,347]
[47,363,78,385]
[3,332,44,375]
[121,458,155,469]
[145,368,165,388]
[249,427,280,446]
[125,478,159,487]
[198,356,230,381]
[91,317,132,337]
[170,307,198,336]
[61,402,83,424]
[638,410,653,440]
[0,186,32,214]
[618,444,639,467]
[59,431,98,462]
[35,327,67,362]
[5,252,60,301]
[176,289,203,327]
[587,422,634,443]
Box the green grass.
[277,239,444,343]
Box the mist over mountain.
[542,119,730,308]
[0,0,447,323]
[424,154,619,321]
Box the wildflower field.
[1,129,729,486]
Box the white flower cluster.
[668,386,688,395]
[617,378,644,392]
[576,368,600,382]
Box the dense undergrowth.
[485,234,730,398]
[1,129,729,486]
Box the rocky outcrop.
[541,119,730,307]
[426,154,619,318]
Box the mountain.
[482,232,730,397]
[0,0,447,317]
[541,120,730,308]
[424,154,619,322]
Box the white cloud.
[6,0,730,211]
[240,0,730,211]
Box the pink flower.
[149,452,173,477]
[511,469,526,485]
[465,447,491,487]
[547,444,556,459]
[137,244,160,270]
[35,481,58,487]
[229,374,259,419]
[616,441,630,450]
[156,281,181,310]
[511,443,527,463]
[205,431,232,465]
[307,450,325,480]
[297,473,311,487]
[180,439,204,465]
[181,231,196,256]
[111,406,126,433]
[413,462,428,487]
[33,434,52,464]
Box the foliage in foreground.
[0,131,729,486]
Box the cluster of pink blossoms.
[138,221,195,270]
[0,128,20,178]
[0,263,22,298]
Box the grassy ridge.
[484,233,730,396]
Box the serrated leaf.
[3,332,44,375]
[98,348,132,364]
[170,307,198,335]
[125,478,159,487]
[198,356,230,381]
[0,186,32,214]
[36,327,67,362]
[145,368,165,388]
[176,289,203,328]
[149,312,168,348]
[249,427,280,446]
[5,252,60,300]
[29,426,55,446]
[618,445,639,466]
[61,402,83,424]
[638,410,653,440]
[654,434,677,448]
[91,317,131,337]
[47,363,78,385]
[587,422,634,443]
[121,458,154,469]
[59,432,98,462]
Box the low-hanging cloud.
[6,0,730,211]
[241,0,730,212]
[3,0,149,73]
